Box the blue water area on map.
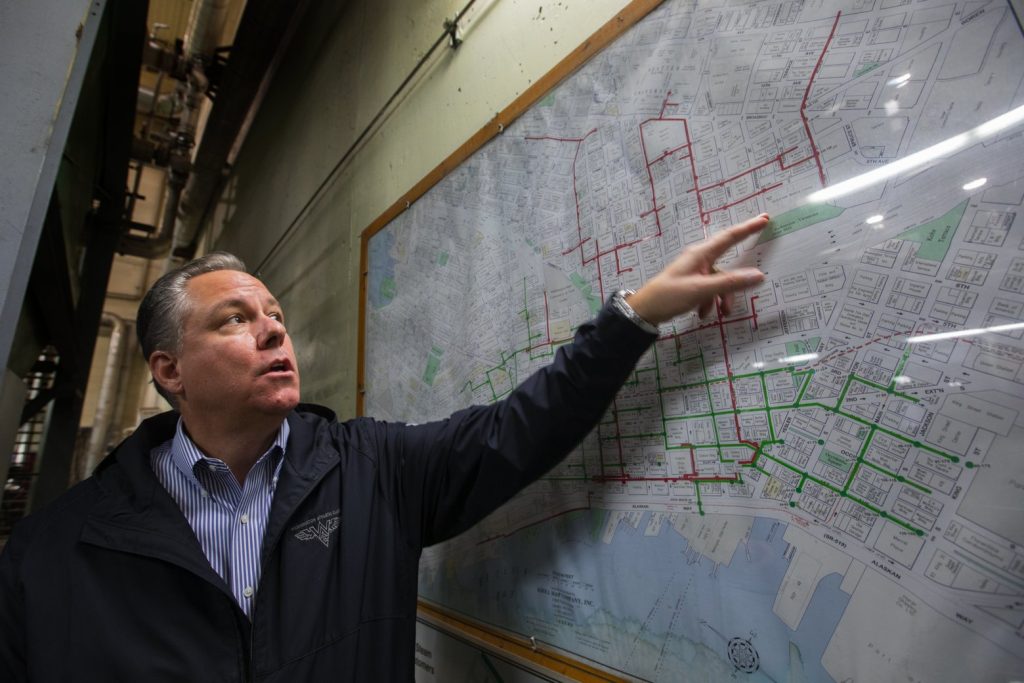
[368,229,397,309]
[421,513,851,681]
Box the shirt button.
[240,513,250,525]
[207,463,217,471]
[201,489,209,499]
[243,586,254,598]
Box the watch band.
[611,289,660,335]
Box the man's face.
[169,270,301,420]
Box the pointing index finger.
[695,214,769,263]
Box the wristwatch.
[611,289,660,335]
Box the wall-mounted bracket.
[443,15,463,49]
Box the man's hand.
[627,214,769,325]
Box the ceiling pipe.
[135,84,181,120]
[183,0,232,58]
[119,72,200,260]
[117,177,178,259]
[173,0,313,262]
[80,314,127,480]
[120,0,229,264]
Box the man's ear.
[149,351,184,399]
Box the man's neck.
[179,410,285,485]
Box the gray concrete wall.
[212,0,632,417]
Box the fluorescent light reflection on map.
[778,352,818,364]
[865,214,884,224]
[888,73,911,86]
[962,177,987,190]
[807,104,1024,203]
[907,322,1024,344]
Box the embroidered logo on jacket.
[291,509,341,548]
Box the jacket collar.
[81,404,340,590]
[262,404,340,564]
[82,410,225,588]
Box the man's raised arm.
[370,214,770,548]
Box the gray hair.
[136,251,248,406]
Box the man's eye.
[269,312,284,323]
[226,314,244,324]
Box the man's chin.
[259,389,301,415]
[257,396,300,416]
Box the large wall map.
[364,0,1024,679]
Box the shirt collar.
[170,417,290,484]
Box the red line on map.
[539,124,666,273]
[592,474,740,483]
[591,445,740,484]
[615,249,633,275]
[780,151,815,171]
[523,292,556,355]
[691,146,799,194]
[714,300,744,437]
[639,116,688,235]
[801,10,842,187]
[656,309,759,342]
[649,142,691,166]
[681,119,707,227]
[705,183,784,219]
[660,91,680,118]
[524,21,847,487]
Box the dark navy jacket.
[0,304,653,681]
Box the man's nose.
[257,315,286,349]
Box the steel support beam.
[0,0,102,396]
[30,0,148,510]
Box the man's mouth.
[263,359,293,374]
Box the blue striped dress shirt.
[150,418,289,618]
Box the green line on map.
[456,289,966,528]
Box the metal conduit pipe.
[118,171,183,259]
[122,0,227,270]
[161,67,207,272]
[183,0,231,58]
[173,0,313,261]
[81,313,127,479]
[120,0,225,261]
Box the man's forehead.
[186,269,278,306]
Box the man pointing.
[0,215,768,681]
